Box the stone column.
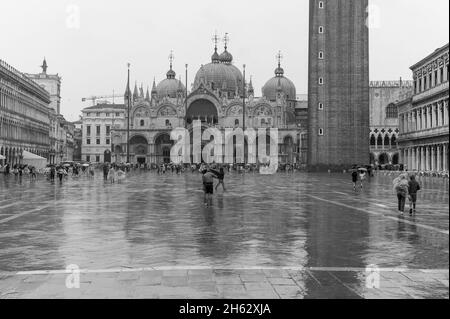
[431,145,436,171]
[444,143,448,171]
[424,146,429,171]
[437,144,442,171]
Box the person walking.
[202,167,217,207]
[108,166,116,184]
[408,175,421,215]
[351,170,358,191]
[103,164,109,181]
[393,173,409,215]
[215,167,226,192]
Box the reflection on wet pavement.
[0,171,448,298]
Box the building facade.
[307,0,370,170]
[112,43,304,165]
[398,43,449,172]
[26,59,74,163]
[0,60,51,165]
[72,118,82,162]
[81,104,126,163]
[369,80,414,166]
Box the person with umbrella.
[358,167,367,190]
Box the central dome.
[194,46,243,96]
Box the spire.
[140,83,144,98]
[166,50,176,79]
[151,77,157,94]
[248,76,254,95]
[145,86,150,101]
[133,81,139,100]
[177,76,184,92]
[211,31,220,63]
[41,57,48,74]
[124,63,131,99]
[275,50,284,77]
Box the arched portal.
[282,136,294,164]
[130,135,148,164]
[392,153,399,165]
[379,153,390,165]
[155,133,173,164]
[186,99,218,126]
[104,150,111,163]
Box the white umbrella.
[0,154,5,160]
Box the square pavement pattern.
[0,171,448,299]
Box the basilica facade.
[112,43,303,165]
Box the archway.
[370,153,376,165]
[129,135,148,164]
[392,153,399,165]
[370,135,376,147]
[186,99,218,126]
[379,153,389,165]
[283,136,294,164]
[155,133,173,164]
[104,150,111,163]
[377,135,382,149]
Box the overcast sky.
[0,0,448,121]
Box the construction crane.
[81,93,123,106]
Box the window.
[418,78,422,92]
[86,155,90,162]
[318,77,324,85]
[96,155,100,163]
[106,138,110,145]
[106,125,110,135]
[261,119,265,126]
[96,112,100,117]
[423,76,427,90]
[235,119,239,126]
[414,80,418,94]
[86,138,91,145]
[96,139,100,145]
[165,119,171,127]
[96,125,101,135]
[106,113,110,117]
[318,128,324,136]
[319,1,324,8]
[319,26,324,34]
[434,71,438,86]
[318,103,324,110]
[318,51,324,59]
[86,125,91,136]
[386,104,398,119]
[440,67,444,84]
[140,119,145,127]
[86,112,90,117]
[115,112,120,117]
[429,73,432,88]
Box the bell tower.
[307,0,370,170]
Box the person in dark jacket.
[408,175,421,215]
[215,167,226,192]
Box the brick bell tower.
[307,0,370,171]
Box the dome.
[156,67,185,99]
[219,49,233,64]
[194,62,242,95]
[262,76,296,101]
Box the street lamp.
[126,63,131,164]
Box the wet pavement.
[0,171,448,299]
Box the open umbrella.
[0,154,5,160]
[82,164,90,167]
[358,168,368,172]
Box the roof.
[410,43,449,70]
[82,103,126,111]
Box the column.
[430,145,435,171]
[444,143,448,171]
[437,144,442,171]
[424,146,429,171]
[422,107,427,129]
[444,101,449,126]
[418,147,422,171]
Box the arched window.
[235,119,239,126]
[391,135,397,147]
[384,135,390,148]
[377,135,383,147]
[140,119,144,127]
[165,119,171,127]
[386,103,398,119]
[370,135,376,146]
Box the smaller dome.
[275,66,284,77]
[211,50,220,63]
[219,50,233,64]
[166,68,176,79]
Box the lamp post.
[185,63,188,126]
[126,63,131,164]
[242,64,246,132]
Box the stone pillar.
[438,144,442,171]
[424,146,428,171]
[430,145,435,171]
[444,143,448,171]
[428,105,433,128]
[444,101,449,126]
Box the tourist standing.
[393,173,409,215]
[202,168,217,207]
[108,166,116,184]
[103,164,109,181]
[408,175,421,215]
